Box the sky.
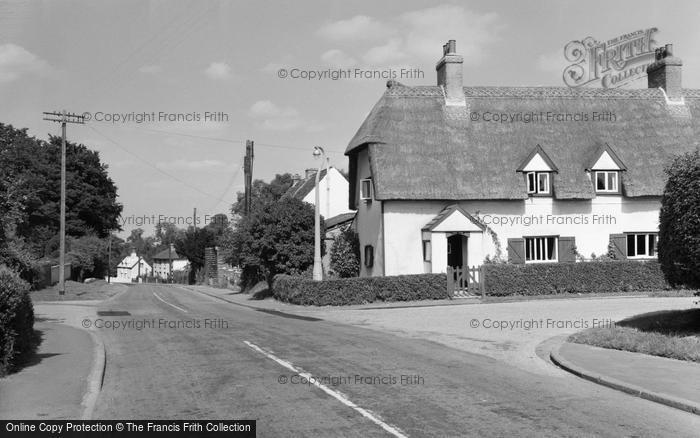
[1,0,699,237]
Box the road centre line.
[243,340,408,438]
[152,291,188,313]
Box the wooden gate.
[446,266,485,297]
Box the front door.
[447,234,464,268]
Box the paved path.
[81,285,699,437]
[556,342,700,412]
[0,322,94,419]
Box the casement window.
[626,233,657,258]
[422,240,431,262]
[526,172,550,195]
[364,245,374,267]
[524,236,558,262]
[595,171,618,193]
[360,178,373,200]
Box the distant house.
[152,244,189,280]
[286,167,353,219]
[345,40,700,277]
[115,251,152,282]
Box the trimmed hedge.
[483,261,669,296]
[273,273,449,306]
[0,265,35,376]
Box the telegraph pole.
[43,110,85,295]
[243,140,254,215]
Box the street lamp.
[312,146,327,281]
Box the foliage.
[658,150,700,288]
[231,173,295,217]
[174,227,217,284]
[226,197,321,289]
[273,273,449,306]
[0,265,35,376]
[482,261,669,296]
[66,234,108,281]
[329,228,360,278]
[0,123,122,256]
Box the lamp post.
[312,146,326,281]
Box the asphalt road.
[90,285,700,437]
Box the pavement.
[0,320,96,419]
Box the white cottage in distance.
[286,167,353,219]
[345,40,700,277]
[114,250,152,282]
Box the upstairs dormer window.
[527,172,550,194]
[595,171,618,193]
[517,144,558,197]
[587,143,626,195]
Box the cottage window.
[524,236,557,262]
[626,233,657,258]
[526,172,550,195]
[422,240,431,262]
[595,171,618,193]
[364,245,374,267]
[360,178,373,200]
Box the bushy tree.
[658,150,700,288]
[330,228,360,278]
[67,234,108,281]
[231,173,295,216]
[227,197,323,289]
[174,227,217,284]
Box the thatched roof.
[346,83,700,207]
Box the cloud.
[0,43,53,83]
[248,100,323,132]
[316,5,504,69]
[138,65,162,74]
[204,62,232,79]
[156,159,227,171]
[317,15,391,41]
[321,49,357,68]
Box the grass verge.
[569,308,700,363]
[30,279,127,302]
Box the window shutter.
[558,236,576,262]
[507,238,525,264]
[609,234,627,260]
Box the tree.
[125,228,158,263]
[226,197,323,289]
[658,150,700,288]
[67,234,107,281]
[329,228,360,278]
[174,227,217,284]
[0,123,122,257]
[231,173,295,216]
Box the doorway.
[447,234,467,268]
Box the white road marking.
[243,340,408,438]
[152,292,188,313]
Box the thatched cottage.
[345,40,700,277]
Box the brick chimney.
[305,168,317,179]
[436,40,465,106]
[647,44,683,100]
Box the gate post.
[479,265,486,298]
[446,266,454,295]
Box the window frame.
[524,236,558,263]
[525,171,551,195]
[360,178,373,201]
[626,233,657,258]
[595,170,619,193]
[364,245,374,267]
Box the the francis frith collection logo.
[563,28,658,88]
